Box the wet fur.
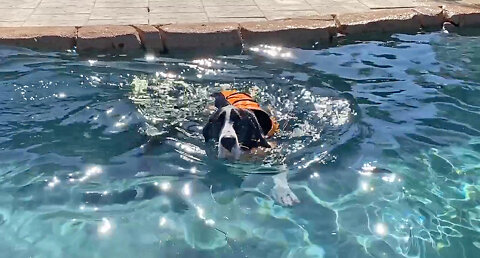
[203,92,299,206]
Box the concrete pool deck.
[0,0,479,54]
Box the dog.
[203,90,299,206]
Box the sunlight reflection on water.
[0,31,480,257]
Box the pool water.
[1,30,480,258]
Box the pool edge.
[0,3,478,55]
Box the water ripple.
[1,30,480,257]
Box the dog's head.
[203,93,271,159]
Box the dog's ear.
[203,109,225,142]
[212,92,230,109]
[244,110,271,148]
[202,120,213,142]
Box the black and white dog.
[203,91,299,206]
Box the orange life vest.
[221,90,279,138]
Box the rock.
[133,25,165,53]
[77,25,142,52]
[443,4,480,27]
[241,17,336,47]
[0,27,76,50]
[414,6,445,29]
[158,22,242,55]
[336,9,422,35]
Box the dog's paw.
[272,185,300,206]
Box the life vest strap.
[231,99,258,106]
[225,92,253,100]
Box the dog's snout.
[220,137,236,152]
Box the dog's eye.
[230,111,240,123]
[232,120,245,133]
[216,112,226,125]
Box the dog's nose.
[220,137,236,152]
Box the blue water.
[1,30,480,258]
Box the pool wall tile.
[0,26,76,50]
[132,25,165,53]
[157,22,243,54]
[77,25,142,52]
[443,4,480,27]
[335,9,422,35]
[240,17,336,47]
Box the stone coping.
[0,4,478,55]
